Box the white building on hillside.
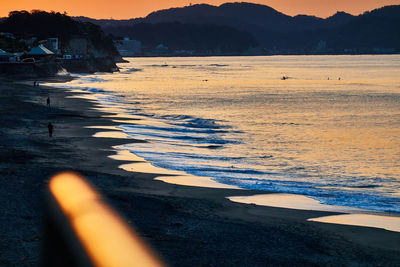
[115,38,142,56]
[42,37,59,54]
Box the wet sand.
[0,78,399,266]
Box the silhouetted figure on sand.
[48,123,53,137]
[33,81,36,87]
[47,96,50,107]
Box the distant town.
[0,10,121,76]
[0,35,91,62]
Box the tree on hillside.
[0,10,119,56]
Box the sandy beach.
[0,78,399,266]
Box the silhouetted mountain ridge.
[144,2,343,32]
[74,2,355,32]
[325,5,400,50]
[73,3,400,54]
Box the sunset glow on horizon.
[1,0,400,19]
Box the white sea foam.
[47,55,400,214]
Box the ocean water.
[51,55,400,213]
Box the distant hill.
[76,3,354,33]
[326,5,400,51]
[325,11,355,28]
[73,2,400,55]
[143,3,354,32]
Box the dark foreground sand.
[0,78,399,266]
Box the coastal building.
[372,47,395,54]
[344,48,357,53]
[26,44,55,61]
[20,37,37,47]
[314,40,327,53]
[62,37,114,59]
[173,49,194,56]
[155,44,168,55]
[64,38,89,57]
[0,49,20,62]
[115,38,142,56]
[42,37,59,54]
[0,49,11,62]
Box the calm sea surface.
[53,55,400,213]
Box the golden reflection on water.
[108,148,146,162]
[85,126,120,130]
[309,214,400,232]
[155,175,240,189]
[290,127,400,178]
[111,119,140,124]
[119,161,239,188]
[103,114,141,120]
[120,161,239,189]
[67,94,100,101]
[93,106,128,114]
[230,193,400,232]
[49,55,400,211]
[93,131,129,139]
[119,162,186,175]
[228,193,365,213]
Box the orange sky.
[1,0,400,19]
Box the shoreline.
[90,123,400,217]
[0,77,399,265]
[94,127,400,233]
[92,125,400,232]
[65,77,400,218]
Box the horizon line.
[1,2,397,20]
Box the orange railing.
[42,172,163,267]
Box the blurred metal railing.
[42,172,163,267]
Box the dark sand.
[0,78,399,266]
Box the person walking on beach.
[48,123,54,137]
[33,81,36,87]
[46,96,50,107]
